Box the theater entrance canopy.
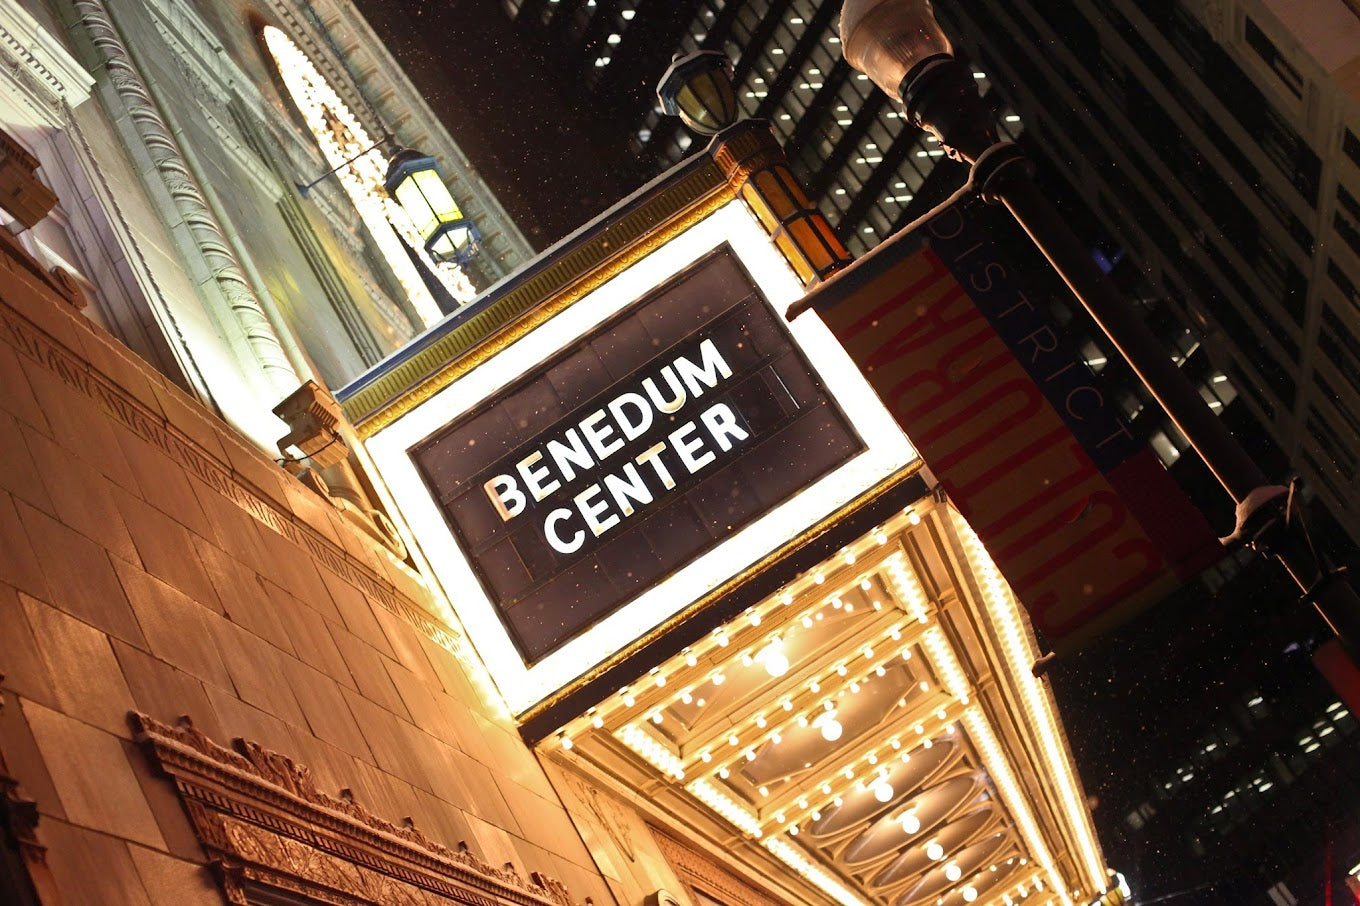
[339,131,1110,906]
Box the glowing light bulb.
[945,863,961,881]
[926,842,944,860]
[873,781,894,803]
[901,813,921,834]
[962,887,977,902]
[762,642,790,678]
[819,715,843,742]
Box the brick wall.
[0,233,616,905]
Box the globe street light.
[838,0,1360,659]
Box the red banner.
[803,209,1222,651]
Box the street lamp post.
[837,0,1360,658]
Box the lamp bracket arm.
[296,134,395,197]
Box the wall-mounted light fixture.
[656,50,739,136]
[383,149,481,267]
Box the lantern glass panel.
[429,224,473,260]
[412,167,464,222]
[393,177,439,240]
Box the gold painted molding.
[517,462,924,727]
[346,161,735,436]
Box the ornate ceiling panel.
[545,497,1110,906]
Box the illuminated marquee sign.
[412,250,861,661]
[364,200,917,715]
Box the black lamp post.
[838,0,1360,658]
[296,141,482,268]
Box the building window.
[1345,128,1360,171]
[1244,17,1304,98]
[1335,185,1360,257]
[262,26,473,322]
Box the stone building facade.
[0,0,676,902]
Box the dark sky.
[356,0,641,248]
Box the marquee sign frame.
[358,198,918,716]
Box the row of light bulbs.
[950,513,1107,894]
[557,504,1094,906]
[564,509,931,743]
[692,647,952,796]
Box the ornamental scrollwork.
[131,713,579,906]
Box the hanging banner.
[798,205,1223,651]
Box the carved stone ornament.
[130,713,579,906]
[651,829,785,906]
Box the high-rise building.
[932,3,1360,902]
[490,0,1019,258]
[937,0,1360,545]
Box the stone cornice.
[0,0,94,125]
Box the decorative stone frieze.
[132,713,580,906]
